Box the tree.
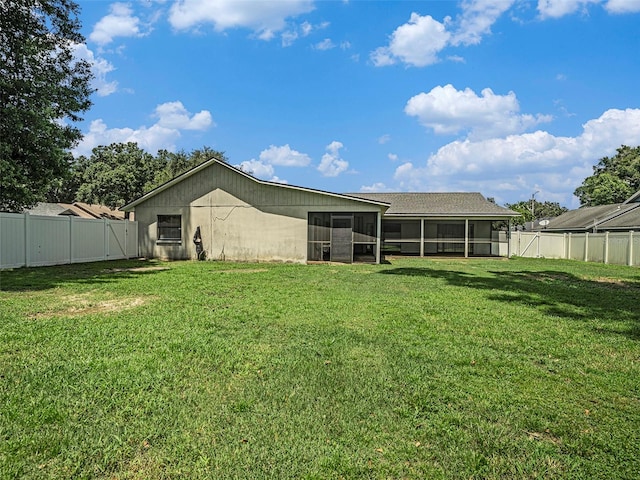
[73,143,227,208]
[76,143,163,209]
[0,0,93,212]
[574,145,640,206]
[506,200,568,227]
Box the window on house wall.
[157,215,182,243]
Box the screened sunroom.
[348,193,519,258]
[307,212,381,263]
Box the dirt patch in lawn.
[30,293,148,319]
[104,266,170,273]
[212,269,268,274]
[589,276,638,288]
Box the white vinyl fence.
[510,230,638,266]
[0,213,138,269]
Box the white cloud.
[71,43,118,96]
[154,101,214,130]
[378,134,391,144]
[73,101,214,156]
[388,153,399,161]
[605,0,640,13]
[168,0,314,40]
[318,141,349,177]
[237,159,275,178]
[360,182,391,193]
[89,3,147,46]
[259,144,311,167]
[314,38,335,50]
[537,0,600,18]
[450,0,516,46]
[370,13,450,67]
[394,108,640,204]
[405,84,552,139]
[281,20,328,46]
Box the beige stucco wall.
[133,162,384,263]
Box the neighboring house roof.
[121,157,390,211]
[623,189,640,204]
[594,205,640,230]
[346,192,519,217]
[25,202,125,220]
[544,202,640,232]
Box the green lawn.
[1,257,639,479]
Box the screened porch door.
[330,215,353,263]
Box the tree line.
[1,1,639,216]
[46,143,226,209]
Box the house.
[542,190,640,233]
[121,157,389,264]
[348,192,518,257]
[25,202,126,220]
[122,157,519,263]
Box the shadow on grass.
[0,259,167,292]
[380,267,640,340]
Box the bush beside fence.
[0,213,138,269]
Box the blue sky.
[73,0,640,208]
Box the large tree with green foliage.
[76,143,163,209]
[73,143,226,208]
[0,0,93,212]
[506,200,568,227]
[574,145,640,206]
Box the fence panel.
[587,234,606,263]
[568,234,585,261]
[0,214,138,269]
[72,218,108,264]
[0,213,26,269]
[608,233,630,266]
[28,215,72,267]
[538,233,565,259]
[509,230,637,266]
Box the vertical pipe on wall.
[629,231,634,267]
[604,231,609,264]
[420,219,424,257]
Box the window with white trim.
[157,215,181,243]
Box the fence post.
[69,216,74,264]
[24,212,31,267]
[567,233,571,260]
[536,232,540,258]
[103,218,108,260]
[584,232,589,262]
[630,231,635,267]
[604,231,609,264]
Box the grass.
[1,257,639,479]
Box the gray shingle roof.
[596,206,640,230]
[345,192,518,217]
[544,203,639,231]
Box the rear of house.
[122,158,388,264]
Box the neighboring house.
[542,190,640,233]
[348,192,518,257]
[122,157,519,263]
[121,158,389,264]
[25,202,126,220]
